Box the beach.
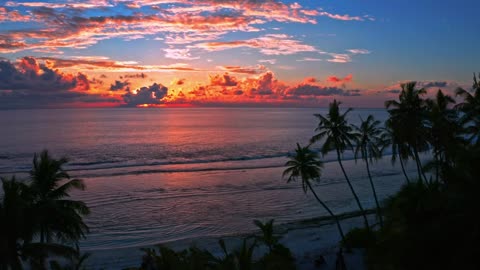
[86,212,376,270]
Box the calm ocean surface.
[0,108,410,257]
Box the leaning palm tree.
[310,100,370,228]
[29,150,90,244]
[384,119,412,184]
[283,143,346,242]
[385,82,429,182]
[354,115,386,227]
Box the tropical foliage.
[354,115,387,227]
[0,150,89,270]
[283,143,346,242]
[134,219,295,270]
[310,99,370,228]
[340,76,480,269]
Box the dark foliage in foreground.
[132,219,295,270]
[341,75,480,270]
[0,150,90,270]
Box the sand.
[86,212,375,270]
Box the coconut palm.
[29,150,90,244]
[385,82,429,182]
[354,115,386,227]
[455,73,480,145]
[253,219,278,252]
[384,119,412,183]
[310,100,369,228]
[283,143,346,241]
[0,176,34,270]
[425,90,460,181]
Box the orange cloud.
[327,74,353,83]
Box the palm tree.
[385,82,429,182]
[310,100,370,228]
[0,176,34,270]
[283,143,346,241]
[455,73,480,146]
[426,90,460,182]
[29,150,90,244]
[384,119,412,183]
[253,219,279,252]
[354,115,386,227]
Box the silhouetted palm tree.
[354,115,386,227]
[0,176,34,270]
[30,150,90,244]
[310,100,369,228]
[283,143,346,241]
[384,119,412,183]
[385,82,429,182]
[253,219,278,252]
[426,90,459,181]
[455,73,480,146]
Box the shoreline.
[86,210,375,269]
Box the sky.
[0,0,479,109]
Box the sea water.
[0,107,411,265]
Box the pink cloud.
[195,34,317,55]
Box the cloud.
[326,53,352,63]
[297,57,323,62]
[218,65,267,74]
[124,73,147,79]
[209,73,238,86]
[0,7,30,22]
[173,78,186,85]
[0,57,116,108]
[122,83,168,106]
[194,34,317,55]
[110,80,130,91]
[348,49,371,54]
[258,59,276,64]
[2,0,368,54]
[286,84,356,96]
[327,74,353,83]
[36,57,200,72]
[164,48,199,60]
[420,81,448,88]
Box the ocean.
[0,107,412,265]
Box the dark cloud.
[285,83,363,97]
[420,81,448,88]
[175,78,186,85]
[110,80,130,91]
[287,84,350,96]
[122,83,168,106]
[124,73,147,79]
[385,89,401,94]
[209,73,238,86]
[0,57,112,108]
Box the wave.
[0,150,400,177]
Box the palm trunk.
[336,148,370,229]
[399,156,410,184]
[413,147,427,183]
[364,153,383,228]
[306,181,346,242]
